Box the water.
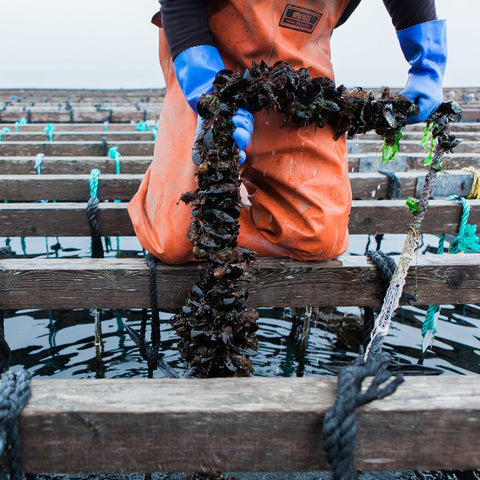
[4,233,480,478]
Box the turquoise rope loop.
[422,196,480,352]
[108,146,121,174]
[89,168,101,199]
[447,195,480,254]
[136,120,150,132]
[0,128,10,142]
[44,123,55,142]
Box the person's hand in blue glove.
[173,45,254,164]
[397,19,447,124]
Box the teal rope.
[447,195,480,254]
[153,124,158,141]
[136,120,150,132]
[108,146,121,174]
[89,168,101,199]
[44,123,55,142]
[104,121,109,132]
[20,237,27,258]
[422,196,480,352]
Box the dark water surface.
[5,234,480,479]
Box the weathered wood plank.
[0,255,478,309]
[0,200,478,236]
[0,171,474,201]
[1,139,478,157]
[0,157,151,175]
[347,139,480,154]
[0,132,155,142]
[0,141,155,156]
[19,376,480,473]
[0,153,477,175]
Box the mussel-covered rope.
[0,369,31,480]
[364,103,462,360]
[172,60,416,379]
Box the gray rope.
[0,369,31,480]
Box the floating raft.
[1,88,480,474]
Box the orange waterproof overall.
[128,0,352,264]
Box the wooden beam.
[0,141,154,156]
[0,171,473,201]
[0,153,477,175]
[0,157,151,175]
[0,132,155,142]
[0,139,478,157]
[0,255,478,309]
[0,200,478,236]
[19,376,480,473]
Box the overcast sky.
[1,0,479,89]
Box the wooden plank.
[0,174,143,201]
[0,132,155,142]
[347,139,480,154]
[0,153,478,176]
[1,139,478,157]
[0,123,155,132]
[0,200,478,236]
[0,157,151,175]
[0,171,474,201]
[19,376,480,473]
[0,254,478,309]
[0,141,154,156]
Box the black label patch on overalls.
[279,4,322,33]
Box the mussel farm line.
[170,60,461,379]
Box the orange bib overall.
[128,0,352,264]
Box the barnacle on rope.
[171,60,461,379]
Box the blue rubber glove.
[397,19,447,124]
[173,45,254,163]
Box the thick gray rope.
[0,369,31,480]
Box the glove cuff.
[173,45,225,113]
[397,19,447,80]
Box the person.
[128,0,446,264]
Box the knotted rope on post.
[322,352,404,480]
[0,369,31,480]
[86,169,104,259]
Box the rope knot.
[322,352,404,479]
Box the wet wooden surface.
[0,254,478,309]
[19,376,480,473]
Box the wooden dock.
[1,88,480,474]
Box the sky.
[0,0,479,89]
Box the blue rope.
[89,168,101,199]
[44,123,55,142]
[422,196,480,352]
